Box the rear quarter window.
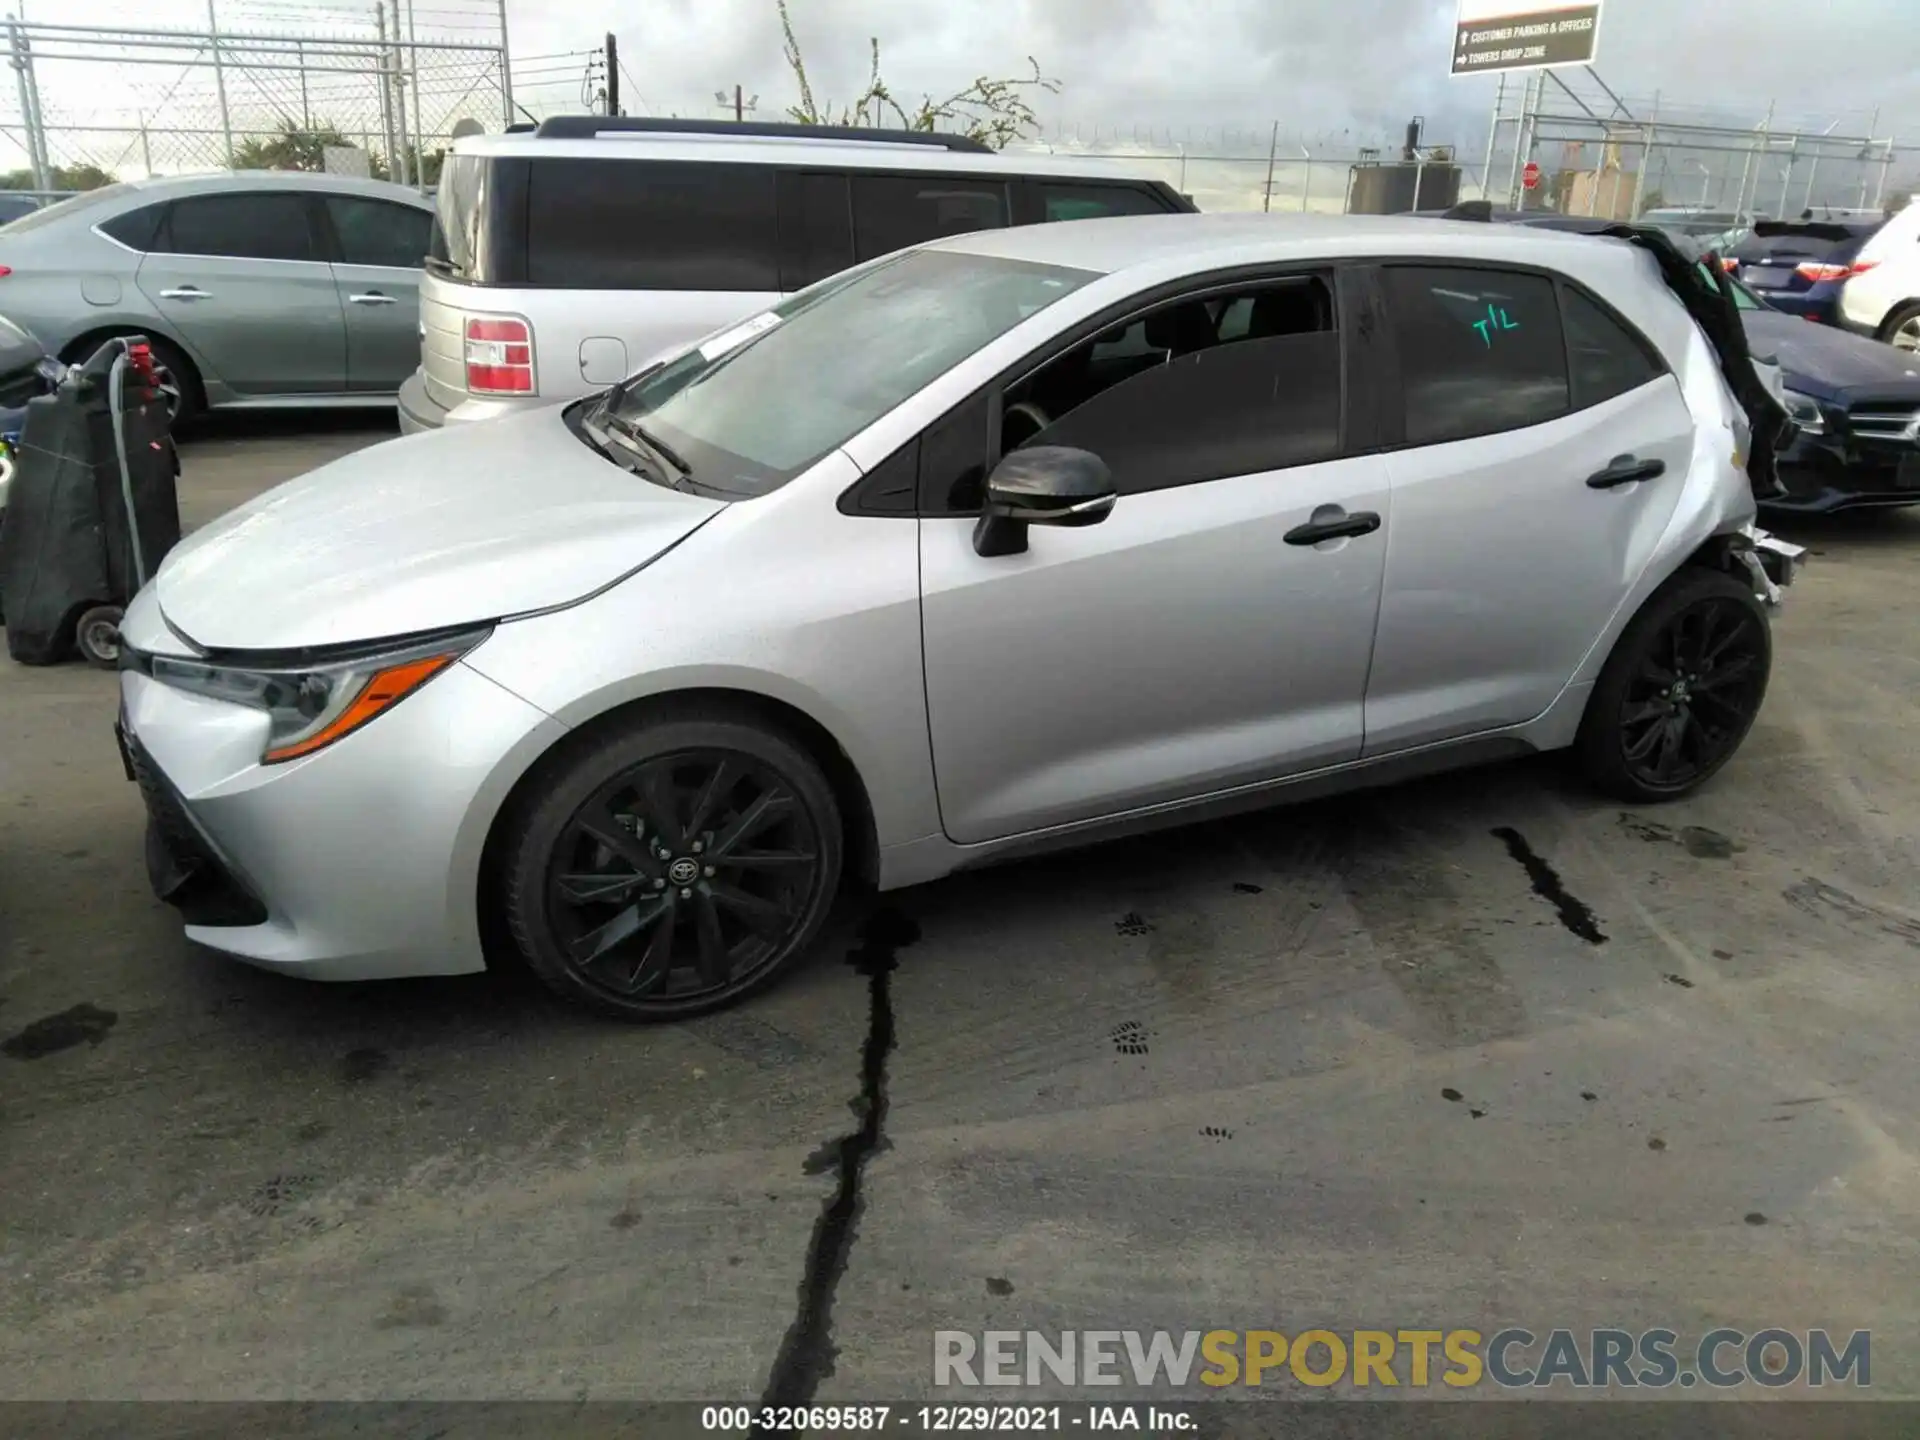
[97,203,165,251]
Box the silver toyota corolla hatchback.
[114,214,1804,1020]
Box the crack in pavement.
[757,907,920,1426]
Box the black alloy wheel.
[504,715,843,1020]
[1578,567,1772,802]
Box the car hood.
[1743,309,1920,399]
[156,403,726,652]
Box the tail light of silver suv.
[464,316,536,396]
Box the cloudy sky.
[5,0,1916,207]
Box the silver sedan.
[114,213,1801,1020]
[0,170,434,421]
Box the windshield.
[599,247,1098,496]
[0,183,140,236]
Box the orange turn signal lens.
[262,652,458,764]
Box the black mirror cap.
[986,445,1115,524]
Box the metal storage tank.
[1346,161,1463,215]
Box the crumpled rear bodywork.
[1602,224,1795,505]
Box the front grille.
[122,726,268,927]
[1847,403,1920,445]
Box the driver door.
[918,269,1394,846]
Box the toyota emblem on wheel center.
[668,857,701,886]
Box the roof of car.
[928,210,1652,278]
[106,170,432,204]
[452,129,1174,184]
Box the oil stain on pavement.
[1491,827,1608,945]
[1,1002,118,1060]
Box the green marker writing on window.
[1473,303,1521,347]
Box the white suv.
[398,117,1195,434]
[1839,195,1920,350]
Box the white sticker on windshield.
[699,311,782,361]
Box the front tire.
[501,712,844,1021]
[1576,567,1772,803]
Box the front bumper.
[1764,420,1920,513]
[116,645,566,981]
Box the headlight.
[1781,388,1825,435]
[148,627,490,764]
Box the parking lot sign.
[1452,1,1604,75]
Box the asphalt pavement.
[3,413,1919,1407]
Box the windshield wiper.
[604,413,692,480]
[576,422,652,478]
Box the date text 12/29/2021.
[703,1405,1193,1433]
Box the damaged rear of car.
[1603,222,1805,586]
[1434,203,1806,594]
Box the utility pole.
[208,0,234,167]
[605,33,618,115]
[375,2,398,177]
[405,0,426,186]
[7,22,49,192]
[735,84,745,122]
[495,0,514,127]
[383,1,412,186]
[1262,120,1278,213]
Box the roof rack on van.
[528,115,996,153]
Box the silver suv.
[0,171,435,422]
[400,117,1195,434]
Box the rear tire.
[139,335,202,427]
[1879,301,1920,354]
[501,710,844,1022]
[1576,567,1772,803]
[62,333,202,427]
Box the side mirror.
[972,446,1116,557]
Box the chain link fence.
[1483,68,1916,220]
[1011,122,1488,215]
[2,19,507,190]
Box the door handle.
[159,286,209,301]
[1284,510,1382,546]
[1586,454,1666,489]
[348,292,399,305]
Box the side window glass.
[525,159,780,291]
[156,193,316,262]
[1000,276,1342,496]
[326,196,432,268]
[1003,275,1335,456]
[850,175,1007,262]
[1382,266,1568,445]
[98,203,165,252]
[1037,183,1171,221]
[1561,284,1663,409]
[776,171,855,292]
